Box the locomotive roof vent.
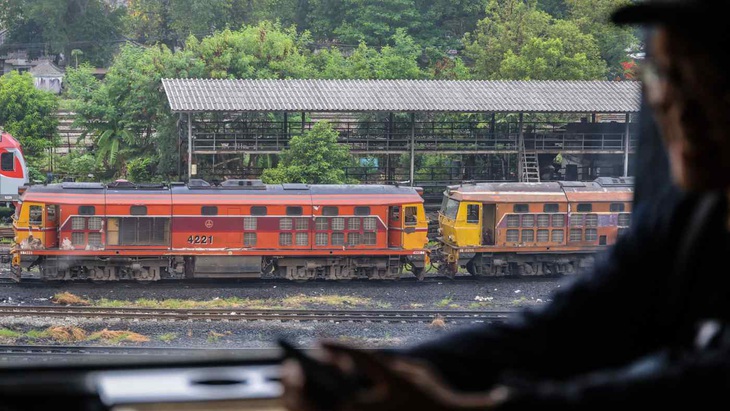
[594,177,635,187]
[188,179,211,187]
[61,182,105,189]
[282,183,310,191]
[221,179,264,187]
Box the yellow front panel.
[402,204,428,250]
[13,202,45,246]
[453,202,482,247]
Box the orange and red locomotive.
[11,181,429,281]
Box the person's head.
[614,0,730,191]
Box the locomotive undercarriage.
[22,255,424,281]
[430,248,596,277]
[461,252,595,277]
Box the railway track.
[0,345,244,357]
[0,305,514,323]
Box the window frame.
[286,206,303,216]
[201,206,218,216]
[513,204,529,213]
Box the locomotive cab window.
[514,204,529,213]
[466,205,479,224]
[1,152,14,171]
[29,205,42,225]
[201,206,218,215]
[287,206,303,216]
[405,206,418,226]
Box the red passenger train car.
[11,181,429,281]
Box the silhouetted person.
[283,1,730,409]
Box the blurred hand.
[281,341,510,411]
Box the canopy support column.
[410,113,415,186]
[624,112,631,177]
[187,112,193,180]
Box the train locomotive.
[10,180,429,281]
[0,131,29,204]
[433,177,633,277]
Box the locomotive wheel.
[90,267,111,282]
[133,268,153,282]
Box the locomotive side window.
[552,229,564,242]
[315,232,328,246]
[405,206,418,226]
[244,217,257,230]
[585,214,598,227]
[296,232,309,246]
[348,232,361,246]
[332,232,345,245]
[280,218,293,230]
[287,206,303,216]
[543,203,559,213]
[537,214,550,227]
[522,230,534,242]
[315,218,329,230]
[390,207,401,221]
[295,218,309,230]
[279,232,293,246]
[1,152,14,171]
[618,213,631,226]
[585,229,598,241]
[332,217,345,230]
[466,205,479,224]
[552,214,565,227]
[506,229,519,242]
[537,229,549,242]
[244,232,257,246]
[363,232,376,245]
[72,217,86,230]
[570,228,583,242]
[46,205,57,222]
[506,215,520,227]
[348,218,360,230]
[576,203,592,212]
[513,204,529,213]
[130,206,147,216]
[251,206,267,216]
[363,217,377,231]
[355,206,371,216]
[610,203,625,212]
[29,206,43,225]
[443,199,459,219]
[522,215,535,228]
[322,206,338,216]
[79,206,95,215]
[201,206,218,215]
[88,217,103,231]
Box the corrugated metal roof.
[162,79,641,113]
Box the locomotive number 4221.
[188,235,213,244]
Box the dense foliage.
[261,122,353,184]
[0,71,58,160]
[0,0,640,181]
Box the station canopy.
[162,79,641,114]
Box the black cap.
[612,0,717,25]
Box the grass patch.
[158,333,178,343]
[511,297,529,306]
[52,292,90,306]
[46,326,87,342]
[207,331,230,343]
[0,328,21,339]
[469,302,494,309]
[88,329,150,343]
[435,296,453,308]
[24,329,49,340]
[94,294,374,310]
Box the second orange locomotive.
[11,181,429,281]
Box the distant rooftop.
[29,60,64,77]
[162,79,641,114]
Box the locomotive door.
[388,206,401,248]
[482,204,496,245]
[44,204,58,249]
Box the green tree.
[261,122,353,184]
[0,71,59,161]
[565,0,638,78]
[0,0,125,65]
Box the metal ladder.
[521,146,541,183]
